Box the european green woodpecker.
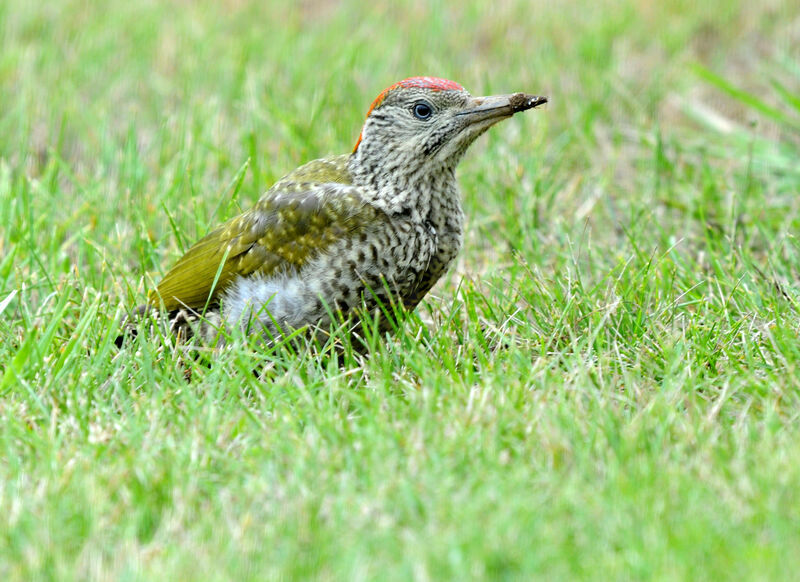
[123,77,547,345]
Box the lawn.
[2,0,800,579]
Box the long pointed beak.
[456,93,548,123]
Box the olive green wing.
[152,183,379,312]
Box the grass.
[2,0,800,579]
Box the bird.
[120,77,547,348]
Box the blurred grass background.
[2,0,800,579]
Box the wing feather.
[152,183,378,311]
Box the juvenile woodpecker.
[124,77,547,344]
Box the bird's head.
[351,76,547,180]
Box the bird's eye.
[412,101,433,120]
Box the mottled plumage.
[122,77,547,346]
